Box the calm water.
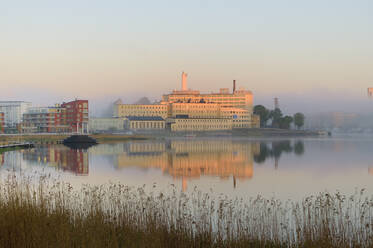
[1,136,373,200]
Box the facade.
[89,118,125,132]
[171,117,232,131]
[115,104,168,119]
[114,72,255,131]
[0,112,4,133]
[125,116,165,130]
[0,101,32,128]
[23,106,70,133]
[162,88,253,111]
[169,103,221,118]
[61,100,89,134]
[220,107,251,128]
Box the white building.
[89,118,125,132]
[0,101,32,128]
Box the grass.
[0,172,372,247]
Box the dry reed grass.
[0,172,372,247]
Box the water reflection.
[12,140,308,190]
[254,141,305,169]
[22,145,89,175]
[4,137,373,200]
[111,140,260,191]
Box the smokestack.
[182,72,188,91]
[274,97,279,109]
[233,80,236,93]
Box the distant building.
[171,117,232,131]
[368,88,373,98]
[22,99,89,134]
[115,104,168,119]
[89,118,125,132]
[124,116,165,130]
[114,72,256,131]
[0,101,32,128]
[23,106,70,133]
[0,112,4,133]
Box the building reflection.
[112,140,260,191]
[22,145,89,175]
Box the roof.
[126,116,164,121]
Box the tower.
[181,72,188,91]
[274,97,279,109]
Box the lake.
[1,136,373,200]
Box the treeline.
[254,105,305,129]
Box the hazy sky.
[1,0,373,114]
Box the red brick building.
[22,100,89,134]
[0,112,4,133]
[61,100,89,134]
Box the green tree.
[253,105,270,127]
[279,115,293,129]
[269,108,283,128]
[293,113,305,130]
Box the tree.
[293,113,305,130]
[253,105,270,127]
[279,115,293,129]
[269,108,283,128]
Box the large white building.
[0,101,32,128]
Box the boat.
[63,135,98,149]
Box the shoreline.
[0,129,324,144]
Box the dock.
[0,143,35,150]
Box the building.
[124,116,165,130]
[0,113,4,133]
[22,106,70,133]
[115,104,168,119]
[162,74,253,111]
[0,101,32,128]
[171,117,232,131]
[368,88,373,98]
[114,72,256,132]
[22,99,89,134]
[89,118,125,132]
[61,100,89,134]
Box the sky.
[1,0,373,115]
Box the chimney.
[233,80,236,93]
[182,72,188,91]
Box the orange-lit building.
[114,72,258,131]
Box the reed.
[0,172,371,247]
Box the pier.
[0,143,34,150]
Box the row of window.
[130,121,165,129]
